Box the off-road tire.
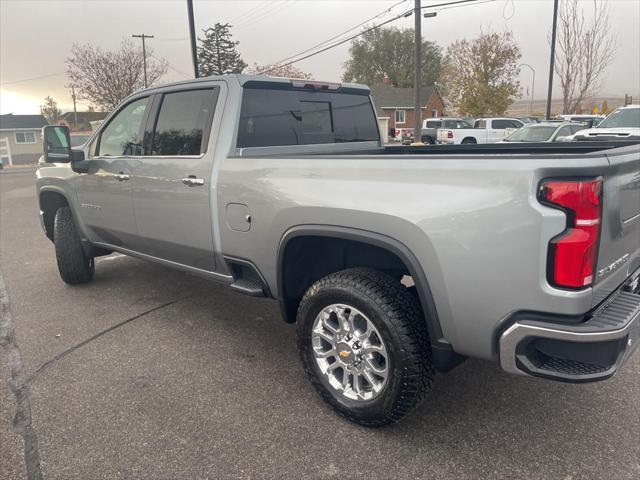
[54,206,94,284]
[297,268,435,427]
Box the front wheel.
[296,268,435,426]
[54,207,95,285]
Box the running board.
[230,278,266,297]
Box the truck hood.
[575,127,640,140]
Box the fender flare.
[276,225,464,372]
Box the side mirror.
[42,125,72,163]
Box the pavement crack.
[32,294,192,379]
[0,270,44,480]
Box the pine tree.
[197,23,247,77]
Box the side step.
[225,256,269,297]
[230,277,265,297]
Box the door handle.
[181,176,205,187]
[114,172,130,181]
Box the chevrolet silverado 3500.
[37,75,640,426]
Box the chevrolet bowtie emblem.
[338,350,350,358]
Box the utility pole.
[413,0,422,144]
[132,33,154,88]
[187,0,199,78]
[71,85,78,131]
[545,0,559,119]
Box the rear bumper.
[499,270,640,383]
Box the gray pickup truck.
[37,75,640,426]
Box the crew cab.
[37,75,640,426]
[437,117,524,144]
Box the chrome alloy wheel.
[311,304,389,401]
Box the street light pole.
[546,0,559,119]
[132,33,154,88]
[187,0,199,78]
[413,0,422,144]
[520,63,536,115]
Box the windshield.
[443,119,472,129]
[503,125,557,142]
[597,108,640,128]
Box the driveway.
[1,171,639,479]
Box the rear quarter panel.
[217,151,612,360]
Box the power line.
[1,72,65,86]
[230,0,280,26]
[262,0,484,74]
[262,0,486,74]
[149,54,192,79]
[263,0,409,70]
[235,0,295,29]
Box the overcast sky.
[1,0,639,114]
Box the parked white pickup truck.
[438,117,524,144]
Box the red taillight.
[447,130,453,138]
[541,179,603,289]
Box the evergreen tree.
[197,23,247,76]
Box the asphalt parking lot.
[1,169,639,479]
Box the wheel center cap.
[336,342,354,364]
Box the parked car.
[437,117,525,144]
[400,118,473,145]
[501,121,586,142]
[570,105,640,142]
[419,117,473,144]
[517,116,541,124]
[37,75,640,426]
[558,114,605,127]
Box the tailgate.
[592,146,640,305]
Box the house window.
[395,110,406,124]
[15,132,37,144]
[431,109,438,117]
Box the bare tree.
[247,63,313,79]
[66,40,168,111]
[554,0,615,114]
[40,96,61,123]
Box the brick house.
[370,84,445,139]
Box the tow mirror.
[42,125,72,163]
[42,125,89,173]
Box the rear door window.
[237,87,379,148]
[474,120,486,129]
[150,89,217,156]
[492,119,510,129]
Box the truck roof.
[138,74,371,95]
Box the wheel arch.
[276,225,463,372]
[39,187,71,241]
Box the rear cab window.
[149,88,218,156]
[236,83,380,148]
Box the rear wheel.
[296,268,434,426]
[461,137,477,144]
[54,207,95,284]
